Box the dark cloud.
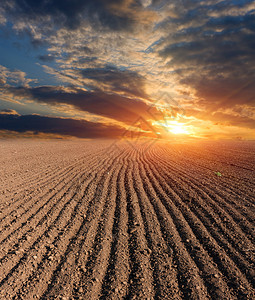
[212,111,255,129]
[3,0,143,31]
[185,107,255,130]
[77,57,98,64]
[8,86,158,125]
[38,54,57,62]
[0,112,126,138]
[80,65,148,98]
[158,1,255,114]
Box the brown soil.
[0,139,254,300]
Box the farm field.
[0,139,254,300]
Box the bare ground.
[0,139,254,300]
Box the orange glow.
[167,121,190,135]
[152,120,192,136]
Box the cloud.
[211,111,255,129]
[7,85,159,126]
[38,54,57,62]
[0,65,36,87]
[0,8,6,25]
[0,112,127,138]
[0,109,20,115]
[185,106,255,131]
[157,1,255,119]
[2,0,151,32]
[41,64,149,99]
[79,65,148,98]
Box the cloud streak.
[0,111,127,138]
[7,85,158,126]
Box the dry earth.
[0,139,254,300]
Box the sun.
[167,121,190,135]
[170,125,189,135]
[152,120,192,136]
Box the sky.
[0,0,254,140]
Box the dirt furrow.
[36,149,125,299]
[99,158,130,300]
[0,152,108,256]
[0,146,106,227]
[0,145,111,232]
[151,147,255,241]
[0,149,119,298]
[0,162,98,274]
[123,153,155,300]
[144,149,254,299]
[73,155,125,299]
[156,145,255,207]
[154,144,255,205]
[139,150,230,299]
[149,149,255,265]
[132,150,183,299]
[0,141,102,193]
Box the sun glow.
[168,121,190,135]
[158,120,191,135]
[170,126,189,135]
[152,119,194,137]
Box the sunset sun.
[153,120,192,136]
[167,121,190,135]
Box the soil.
[0,139,254,299]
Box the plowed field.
[0,139,254,299]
